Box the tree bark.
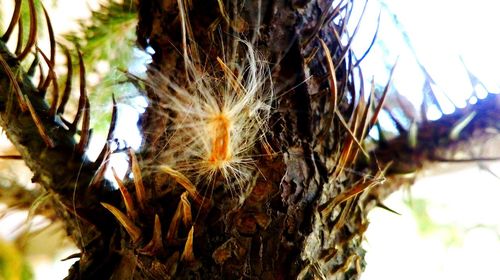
[135,0,380,279]
[0,0,498,279]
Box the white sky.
[351,0,500,117]
[357,1,500,279]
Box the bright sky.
[352,0,500,118]
[357,1,500,279]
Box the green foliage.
[0,238,33,280]
[0,0,44,48]
[65,0,137,69]
[408,198,464,247]
[63,0,138,135]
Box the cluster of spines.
[0,0,143,198]
[101,148,202,264]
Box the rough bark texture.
[135,0,373,279]
[0,0,499,279]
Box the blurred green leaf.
[62,0,138,135]
[408,198,464,247]
[0,238,33,280]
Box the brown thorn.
[0,53,27,112]
[335,111,369,158]
[60,253,82,262]
[17,0,37,61]
[2,0,22,42]
[137,214,164,256]
[180,192,192,227]
[0,155,22,160]
[24,95,55,148]
[166,200,182,243]
[376,202,401,215]
[356,78,374,146]
[14,16,23,55]
[181,226,195,262]
[111,167,138,221]
[320,39,337,109]
[71,50,86,131]
[321,164,390,218]
[37,47,59,115]
[101,202,142,243]
[27,50,39,77]
[160,165,204,206]
[41,4,56,69]
[354,11,381,68]
[368,61,398,128]
[333,198,354,231]
[76,97,90,155]
[88,148,111,190]
[334,2,369,70]
[430,155,500,163]
[37,62,45,90]
[129,148,147,211]
[95,95,117,166]
[56,44,73,115]
[318,39,338,140]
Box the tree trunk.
[134,0,382,278]
[0,0,498,279]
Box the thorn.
[449,111,477,141]
[17,0,37,61]
[101,202,142,243]
[368,61,398,128]
[376,202,401,215]
[320,39,337,109]
[41,4,56,69]
[37,62,45,90]
[0,53,27,112]
[76,97,90,155]
[95,95,117,166]
[181,226,195,262]
[24,95,55,148]
[27,50,39,77]
[164,252,180,277]
[129,149,147,211]
[2,0,22,42]
[60,253,81,262]
[14,17,23,55]
[88,148,110,190]
[335,110,369,158]
[321,164,390,218]
[56,44,73,115]
[37,47,59,116]
[160,165,204,205]
[334,0,369,69]
[354,13,381,68]
[0,155,22,160]
[408,120,418,149]
[180,192,192,227]
[111,167,138,221]
[138,214,164,256]
[318,38,337,140]
[71,50,86,131]
[166,198,183,243]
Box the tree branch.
[0,40,118,241]
[370,93,500,174]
